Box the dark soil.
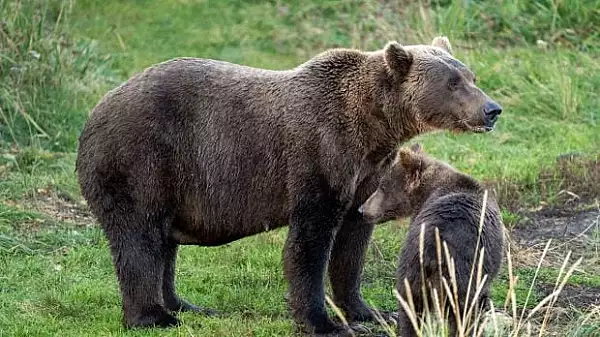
[512,207,599,247]
[510,205,600,311]
[538,283,600,308]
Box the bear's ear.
[431,36,453,54]
[410,143,423,154]
[398,148,420,172]
[384,41,413,79]
[399,149,426,184]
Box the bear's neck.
[342,60,420,165]
[301,51,420,166]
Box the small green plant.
[501,210,521,229]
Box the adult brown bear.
[76,36,502,335]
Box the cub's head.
[379,36,502,134]
[359,143,480,224]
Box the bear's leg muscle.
[104,215,178,328]
[328,208,375,321]
[283,189,352,335]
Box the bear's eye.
[472,76,477,84]
[448,75,461,90]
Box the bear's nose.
[483,101,503,118]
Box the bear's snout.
[483,100,502,129]
[359,190,386,223]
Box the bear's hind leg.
[162,240,216,315]
[104,215,178,328]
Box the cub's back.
[400,192,504,280]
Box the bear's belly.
[169,217,289,246]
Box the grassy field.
[1,0,599,336]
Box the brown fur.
[360,145,504,337]
[75,37,502,335]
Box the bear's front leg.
[328,208,377,322]
[283,187,353,336]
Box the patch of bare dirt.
[507,204,600,317]
[512,207,599,247]
[6,187,96,228]
[508,206,600,272]
[538,283,600,308]
[32,188,95,227]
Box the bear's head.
[379,36,502,135]
[358,143,481,224]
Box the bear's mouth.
[472,126,494,133]
[462,122,494,133]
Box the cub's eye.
[448,76,461,90]
[472,76,477,84]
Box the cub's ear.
[410,143,423,154]
[398,148,425,184]
[398,148,421,172]
[432,36,453,54]
[384,41,413,79]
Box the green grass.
[0,0,118,151]
[1,0,599,336]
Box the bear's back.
[408,192,504,278]
[75,51,373,241]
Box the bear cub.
[360,144,504,337]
